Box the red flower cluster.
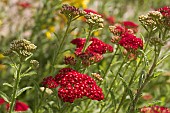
[71,37,113,58]
[157,6,170,17]
[84,9,98,15]
[0,98,29,112]
[42,68,104,103]
[122,21,138,33]
[119,32,143,51]
[140,105,170,113]
[106,16,115,25]
[110,24,143,52]
[17,2,31,8]
[42,76,58,88]
[157,6,170,27]
[71,37,113,65]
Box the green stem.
[82,26,93,53]
[83,100,91,113]
[128,45,161,113]
[103,46,119,80]
[99,54,128,113]
[51,19,71,74]
[9,63,22,113]
[35,88,46,113]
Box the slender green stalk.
[127,45,161,113]
[9,63,22,113]
[99,54,128,113]
[82,26,93,53]
[102,45,119,80]
[51,19,71,74]
[35,88,46,113]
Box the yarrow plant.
[1,39,38,113]
[0,2,170,113]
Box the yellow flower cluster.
[62,0,89,8]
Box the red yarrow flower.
[122,21,138,33]
[140,105,170,113]
[55,68,104,102]
[119,32,143,52]
[0,98,29,112]
[157,6,170,17]
[106,16,115,25]
[42,76,58,88]
[71,37,113,56]
[122,21,138,28]
[84,9,98,15]
[71,37,113,64]
[0,98,5,105]
[17,2,31,8]
[6,101,29,111]
[42,68,104,103]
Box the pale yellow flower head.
[62,0,89,8]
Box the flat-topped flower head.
[41,68,104,103]
[55,68,104,102]
[119,32,143,52]
[60,4,86,21]
[140,105,170,113]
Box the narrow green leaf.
[84,41,93,51]
[3,83,13,88]
[16,86,32,97]
[0,91,10,103]
[31,79,41,93]
[21,71,37,77]
[69,27,77,33]
[138,71,145,88]
[119,75,134,100]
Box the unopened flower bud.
[30,60,39,69]
[91,73,103,81]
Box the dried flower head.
[10,39,37,58]
[64,56,76,65]
[60,4,86,20]
[84,12,104,29]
